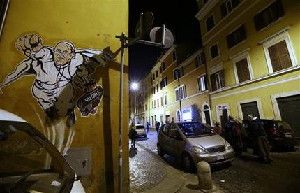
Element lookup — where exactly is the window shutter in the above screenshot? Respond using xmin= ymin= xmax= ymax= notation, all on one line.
xmin=268 ymin=41 xmax=292 ymax=72
xmin=219 ymin=70 xmax=225 ymax=88
xmin=210 ymin=73 xmax=217 ymax=91
xmin=236 ymin=58 xmax=250 ymax=83
xmin=220 ymin=3 xmax=227 ymax=17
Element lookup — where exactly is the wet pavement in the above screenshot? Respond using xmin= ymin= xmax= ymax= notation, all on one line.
xmin=129 ymin=131 xmax=166 ymax=193
xmin=129 ymin=130 xmax=300 ymax=193
xmin=212 ymin=150 xmax=300 ymax=193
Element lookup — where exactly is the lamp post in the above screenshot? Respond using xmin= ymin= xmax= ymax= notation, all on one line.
xmin=115 ymin=12 xmax=174 ymax=193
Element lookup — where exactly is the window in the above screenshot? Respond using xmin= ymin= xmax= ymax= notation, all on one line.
xmin=154 ymin=100 xmax=156 ymax=108
xmin=210 ymin=70 xmax=225 ymax=91
xmin=263 ymin=31 xmax=296 ymax=73
xmin=197 ymin=75 xmax=208 ymax=91
xmin=152 ymin=74 xmax=155 ymax=80
xmin=195 ymin=52 xmax=206 ymax=67
xmin=220 ymin=0 xmax=240 ymax=17
xmin=175 ymin=85 xmax=187 ymax=101
xmin=145 ymin=104 xmax=147 ymax=110
xmin=160 ymin=97 xmax=164 ymax=106
xmin=173 ymin=67 xmax=184 ymax=80
xmin=0 ymin=0 xmax=9 ymax=37
xmin=160 ymin=77 xmax=168 ymax=89
xmin=172 ymin=51 xmax=177 ymax=61
xmin=162 ymin=62 xmax=166 ymax=71
xmin=226 ymin=25 xmax=246 ymax=48
xmin=254 ymin=0 xmax=284 ymax=31
xmin=210 ymin=44 xmax=219 ymax=58
xmin=235 ymin=58 xmax=251 ymax=83
xmin=164 ymin=94 xmax=167 ymax=105
xmin=206 ymin=15 xmax=215 ymax=32
xmin=267 ymin=40 xmax=292 ymax=72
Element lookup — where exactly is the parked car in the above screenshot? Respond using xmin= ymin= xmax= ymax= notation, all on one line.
xmin=157 ymin=122 xmax=234 ymax=171
xmin=242 ymin=119 xmax=295 ymax=151
xmin=0 ymin=109 xmax=84 ymax=193
xmin=134 ymin=124 xmax=147 ymax=138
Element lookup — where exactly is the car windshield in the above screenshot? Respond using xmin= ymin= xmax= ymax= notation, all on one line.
xmin=177 ymin=122 xmax=212 ymax=137
xmin=136 ymin=126 xmax=144 ymax=129
xmin=0 ymin=121 xmax=71 ymax=193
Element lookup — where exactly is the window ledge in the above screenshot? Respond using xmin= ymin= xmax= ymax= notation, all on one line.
xmin=210 ymin=65 xmax=300 ymax=95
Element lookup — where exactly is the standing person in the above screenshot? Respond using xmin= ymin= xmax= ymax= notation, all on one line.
xmin=155 ymin=121 xmax=160 ymax=132
xmin=129 ymin=123 xmax=137 ymax=149
xmin=249 ymin=116 xmax=272 ymax=163
xmin=146 ymin=122 xmax=150 ymax=133
xmin=224 ymin=116 xmax=235 ymax=146
xmin=213 ymin=122 xmax=223 ymax=135
xmin=232 ymin=120 xmax=243 ymax=156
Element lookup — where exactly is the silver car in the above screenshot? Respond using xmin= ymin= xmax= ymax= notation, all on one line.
xmin=157 ymin=122 xmax=234 ymax=171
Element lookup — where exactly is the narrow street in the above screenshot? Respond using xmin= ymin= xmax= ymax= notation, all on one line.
xmin=130 ymin=130 xmax=300 ymax=193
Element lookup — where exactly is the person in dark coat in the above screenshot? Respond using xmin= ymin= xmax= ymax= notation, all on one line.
xmin=249 ymin=116 xmax=272 ymax=163
xmin=155 ymin=121 xmax=160 ymax=132
xmin=224 ymin=116 xmax=235 ymax=145
xmin=129 ymin=124 xmax=137 ymax=149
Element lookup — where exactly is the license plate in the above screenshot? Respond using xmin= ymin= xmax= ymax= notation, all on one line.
xmin=285 ymin=133 xmax=292 ymax=138
xmin=217 ymin=155 xmax=224 ymax=160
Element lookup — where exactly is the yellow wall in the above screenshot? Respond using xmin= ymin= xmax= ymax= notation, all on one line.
xmin=0 ymin=0 xmax=128 ymax=193
xmin=199 ymin=0 xmax=300 ymax=124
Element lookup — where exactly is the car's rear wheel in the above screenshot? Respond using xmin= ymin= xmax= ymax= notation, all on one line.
xmin=182 ymin=154 xmax=195 ymax=172
xmin=157 ymin=144 xmax=165 ymax=157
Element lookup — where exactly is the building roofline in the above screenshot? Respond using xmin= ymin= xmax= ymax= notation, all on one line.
xmin=195 ymin=0 xmax=219 ymax=21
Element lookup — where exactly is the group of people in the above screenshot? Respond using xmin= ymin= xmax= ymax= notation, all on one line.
xmin=214 ymin=115 xmax=272 ymax=164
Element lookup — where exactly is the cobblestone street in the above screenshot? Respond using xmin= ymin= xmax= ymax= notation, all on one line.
xmin=129 ymin=130 xmax=300 ymax=193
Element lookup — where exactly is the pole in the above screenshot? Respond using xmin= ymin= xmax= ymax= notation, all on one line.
xmin=134 ymin=91 xmax=137 ymax=123
xmin=116 ymin=32 xmax=126 ymax=193
xmin=177 ymin=75 xmax=182 ymax=122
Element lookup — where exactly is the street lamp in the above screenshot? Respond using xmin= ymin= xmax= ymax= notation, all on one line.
xmin=130 ymin=82 xmax=139 ymax=91
xmin=130 ymin=82 xmax=139 ymax=124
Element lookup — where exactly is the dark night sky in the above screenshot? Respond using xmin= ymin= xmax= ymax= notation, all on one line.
xmin=129 ymin=0 xmax=202 ymax=82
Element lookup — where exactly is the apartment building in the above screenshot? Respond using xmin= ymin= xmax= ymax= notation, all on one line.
xmin=139 ymin=45 xmax=211 ymax=127
xmin=196 ymin=0 xmax=300 ymax=135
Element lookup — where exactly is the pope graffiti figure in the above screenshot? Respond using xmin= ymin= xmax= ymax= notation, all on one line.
xmin=0 ymin=33 xmax=115 ymax=154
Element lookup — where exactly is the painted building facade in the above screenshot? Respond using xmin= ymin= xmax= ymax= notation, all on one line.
xmin=138 ymin=45 xmax=211 ymax=128
xmin=196 ymin=0 xmax=300 ymax=135
xmin=0 ymin=0 xmax=129 ymax=193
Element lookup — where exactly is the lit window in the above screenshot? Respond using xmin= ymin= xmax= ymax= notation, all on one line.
xmin=197 ymin=75 xmax=208 ymax=91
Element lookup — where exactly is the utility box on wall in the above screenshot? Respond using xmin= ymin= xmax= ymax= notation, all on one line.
xmin=65 ymin=147 xmax=92 ymax=177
